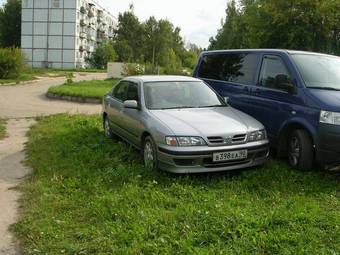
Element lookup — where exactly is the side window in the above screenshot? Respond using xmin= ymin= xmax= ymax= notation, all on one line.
xmin=113 ymin=81 xmax=128 ymax=101
xmin=126 ymin=82 xmax=139 ymax=101
xmin=259 ymin=55 xmax=292 ymax=90
xmin=197 ymin=53 xmax=258 ymax=85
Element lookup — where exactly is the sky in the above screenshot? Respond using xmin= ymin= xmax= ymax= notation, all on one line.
xmin=0 ymin=0 xmax=228 ymax=48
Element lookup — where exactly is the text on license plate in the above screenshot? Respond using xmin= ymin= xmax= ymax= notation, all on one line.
xmin=213 ymin=150 xmax=248 ymax=162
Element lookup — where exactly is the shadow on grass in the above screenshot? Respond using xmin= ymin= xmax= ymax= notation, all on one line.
xmin=27 ymin=114 xmax=339 ymax=197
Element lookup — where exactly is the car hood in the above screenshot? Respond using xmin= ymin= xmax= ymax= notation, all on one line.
xmin=150 ymin=107 xmax=263 ymax=137
xmin=307 ymin=89 xmax=340 ymax=112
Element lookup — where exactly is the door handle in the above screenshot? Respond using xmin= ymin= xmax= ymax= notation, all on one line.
xmin=243 ymin=87 xmax=249 ymax=93
xmin=253 ymin=88 xmax=261 ymax=95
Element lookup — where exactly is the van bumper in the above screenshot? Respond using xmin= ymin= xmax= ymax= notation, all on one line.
xmin=316 ymin=124 xmax=340 ymax=166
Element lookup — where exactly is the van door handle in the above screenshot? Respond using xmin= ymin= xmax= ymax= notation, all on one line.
xmin=253 ymin=88 xmax=261 ymax=95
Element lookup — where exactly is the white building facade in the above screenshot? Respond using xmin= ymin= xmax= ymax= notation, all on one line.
xmin=21 ymin=0 xmax=116 ymax=69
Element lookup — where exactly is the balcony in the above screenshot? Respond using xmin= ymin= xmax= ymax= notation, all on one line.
xmin=79 ymin=32 xmax=86 ymax=39
xmin=80 ymin=19 xmax=86 ymax=27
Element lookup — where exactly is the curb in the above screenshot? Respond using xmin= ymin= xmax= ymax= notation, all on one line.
xmin=46 ymin=92 xmax=101 ymax=104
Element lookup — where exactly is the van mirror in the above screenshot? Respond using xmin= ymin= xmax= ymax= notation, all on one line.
xmin=275 ymin=75 xmax=296 ymax=94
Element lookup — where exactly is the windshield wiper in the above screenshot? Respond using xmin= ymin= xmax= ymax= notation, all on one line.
xmin=198 ymin=104 xmax=228 ymax=108
xmin=309 ymin=86 xmax=340 ymax=91
xmin=155 ymin=106 xmax=197 ymax=110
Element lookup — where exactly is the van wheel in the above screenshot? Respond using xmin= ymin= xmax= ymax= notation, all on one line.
xmin=288 ymin=129 xmax=313 ymax=171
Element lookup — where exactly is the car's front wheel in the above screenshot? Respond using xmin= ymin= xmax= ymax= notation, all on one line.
xmin=103 ymin=116 xmax=114 ymax=138
xmin=288 ymin=129 xmax=313 ymax=171
xmin=143 ymin=136 xmax=158 ymax=170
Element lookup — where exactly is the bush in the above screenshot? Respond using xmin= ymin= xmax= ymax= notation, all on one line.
xmin=0 ymin=48 xmax=25 ymax=79
xmin=87 ymin=42 xmax=117 ymax=69
xmin=121 ymin=63 xmax=145 ymax=76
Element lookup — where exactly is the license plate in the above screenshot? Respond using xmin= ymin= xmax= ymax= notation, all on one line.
xmin=213 ymin=150 xmax=248 ymax=162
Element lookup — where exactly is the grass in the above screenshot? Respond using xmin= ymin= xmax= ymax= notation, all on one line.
xmin=48 ymin=79 xmax=120 ymax=100
xmin=0 ymin=118 xmax=6 ymax=140
xmin=0 ymin=68 xmax=107 ymax=85
xmin=13 ymin=114 xmax=340 ymax=254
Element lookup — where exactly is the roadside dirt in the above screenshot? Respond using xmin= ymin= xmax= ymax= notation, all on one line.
xmin=0 ymin=73 xmax=106 ymax=254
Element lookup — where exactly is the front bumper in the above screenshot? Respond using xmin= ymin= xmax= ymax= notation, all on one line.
xmin=316 ymin=124 xmax=340 ymax=166
xmin=157 ymin=140 xmax=269 ymax=174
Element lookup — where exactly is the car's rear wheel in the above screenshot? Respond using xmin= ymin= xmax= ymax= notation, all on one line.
xmin=143 ymin=136 xmax=158 ymax=170
xmin=288 ymin=129 xmax=313 ymax=171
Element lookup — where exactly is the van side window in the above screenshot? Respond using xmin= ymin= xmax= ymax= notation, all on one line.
xmin=197 ymin=53 xmax=258 ymax=85
xmin=259 ymin=55 xmax=292 ymax=90
xmin=113 ymin=81 xmax=129 ymax=101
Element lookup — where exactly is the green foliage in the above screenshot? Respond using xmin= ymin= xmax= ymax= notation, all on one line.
xmin=121 ymin=63 xmax=145 ymax=76
xmin=113 ymin=8 xmax=201 ymax=71
xmin=13 ymin=114 xmax=340 ymax=254
xmin=0 ymin=48 xmax=25 ymax=79
xmin=48 ymin=79 xmax=119 ymax=99
xmin=0 ymin=0 xmax=21 ymax=47
xmin=0 ymin=118 xmax=6 ymax=140
xmin=209 ymin=0 xmax=340 ymax=55
xmin=87 ymin=42 xmax=117 ymax=69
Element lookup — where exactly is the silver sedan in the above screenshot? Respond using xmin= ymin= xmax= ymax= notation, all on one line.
xmin=102 ymin=76 xmax=269 ymax=173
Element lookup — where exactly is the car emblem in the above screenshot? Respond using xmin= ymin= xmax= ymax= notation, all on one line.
xmin=224 ymin=136 xmax=233 ymax=144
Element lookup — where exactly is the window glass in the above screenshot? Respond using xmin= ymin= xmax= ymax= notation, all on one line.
xmin=144 ymin=81 xmax=225 ymax=110
xmin=259 ymin=55 xmax=292 ymax=90
xmin=291 ymin=54 xmax=340 ymax=89
xmin=198 ymin=53 xmax=258 ymax=85
xmin=126 ymin=83 xmax=139 ymax=101
xmin=113 ymin=81 xmax=128 ymax=101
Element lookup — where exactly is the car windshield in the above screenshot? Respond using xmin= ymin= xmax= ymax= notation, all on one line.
xmin=143 ymin=81 xmax=226 ymax=110
xmin=291 ymin=54 xmax=340 ymax=90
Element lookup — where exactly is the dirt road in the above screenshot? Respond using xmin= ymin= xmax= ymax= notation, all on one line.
xmin=0 ymin=73 xmax=106 ymax=254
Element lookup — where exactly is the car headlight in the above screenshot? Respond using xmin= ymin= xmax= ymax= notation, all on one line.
xmin=165 ymin=136 xmax=206 ymax=146
xmin=247 ymin=130 xmax=267 ymax=142
xmin=320 ymin=110 xmax=340 ymax=125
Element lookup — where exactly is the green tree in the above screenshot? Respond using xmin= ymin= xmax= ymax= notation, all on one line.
xmin=0 ymin=0 xmax=21 ymax=47
xmin=113 ymin=6 xmax=144 ymax=62
xmin=87 ymin=42 xmax=117 ymax=69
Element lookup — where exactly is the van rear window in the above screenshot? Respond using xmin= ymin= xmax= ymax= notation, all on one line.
xmin=197 ymin=53 xmax=258 ymax=85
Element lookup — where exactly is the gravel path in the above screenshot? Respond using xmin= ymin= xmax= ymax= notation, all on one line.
xmin=0 ymin=73 xmax=106 ymax=254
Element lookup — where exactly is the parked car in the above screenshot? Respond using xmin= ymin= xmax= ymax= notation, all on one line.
xmin=193 ymin=49 xmax=340 ymax=170
xmin=102 ymin=76 xmax=269 ymax=173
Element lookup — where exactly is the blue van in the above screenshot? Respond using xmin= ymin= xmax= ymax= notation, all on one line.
xmin=193 ymin=49 xmax=340 ymax=170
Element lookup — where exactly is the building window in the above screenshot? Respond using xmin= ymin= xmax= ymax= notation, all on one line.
xmin=53 ymin=0 xmax=60 ymax=8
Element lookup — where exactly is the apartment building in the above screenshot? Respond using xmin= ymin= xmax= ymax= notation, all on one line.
xmin=21 ymin=0 xmax=116 ymax=68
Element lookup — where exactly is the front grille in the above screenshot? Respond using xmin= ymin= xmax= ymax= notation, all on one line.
xmin=207 ymin=134 xmax=247 ymax=145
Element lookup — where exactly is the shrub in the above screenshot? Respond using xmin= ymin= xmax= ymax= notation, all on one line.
xmin=87 ymin=42 xmax=117 ymax=69
xmin=0 ymin=48 xmax=25 ymax=79
xmin=121 ymin=63 xmax=145 ymax=76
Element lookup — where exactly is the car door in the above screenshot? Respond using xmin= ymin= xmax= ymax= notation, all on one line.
xmin=106 ymin=80 xmax=129 ymax=135
xmin=249 ymin=54 xmax=304 ymax=142
xmin=119 ymin=81 xmax=145 ymax=148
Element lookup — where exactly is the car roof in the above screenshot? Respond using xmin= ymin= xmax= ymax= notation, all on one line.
xmin=124 ymin=75 xmax=201 ymax=83
xmin=201 ymin=49 xmax=336 ymax=57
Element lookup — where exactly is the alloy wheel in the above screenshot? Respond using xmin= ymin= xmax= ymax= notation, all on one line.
xmin=288 ymin=136 xmax=300 ymax=167
xmin=144 ymin=141 xmax=155 ymax=169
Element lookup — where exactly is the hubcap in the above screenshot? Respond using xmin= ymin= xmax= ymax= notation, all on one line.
xmin=104 ymin=118 xmax=111 ymax=137
xmin=144 ymin=141 xmax=155 ymax=168
xmin=288 ymin=136 xmax=300 ymax=167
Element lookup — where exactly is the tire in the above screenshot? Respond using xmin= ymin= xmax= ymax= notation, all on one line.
xmin=288 ymin=129 xmax=314 ymax=171
xmin=143 ymin=136 xmax=158 ymax=170
xmin=103 ymin=115 xmax=115 ymax=138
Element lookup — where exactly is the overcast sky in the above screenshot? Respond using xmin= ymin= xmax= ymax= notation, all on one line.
xmin=0 ymin=0 xmax=228 ymax=48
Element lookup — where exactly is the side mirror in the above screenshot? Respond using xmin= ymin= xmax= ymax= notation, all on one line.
xmin=279 ymin=82 xmax=296 ymax=94
xmin=124 ymin=100 xmax=139 ymax=109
